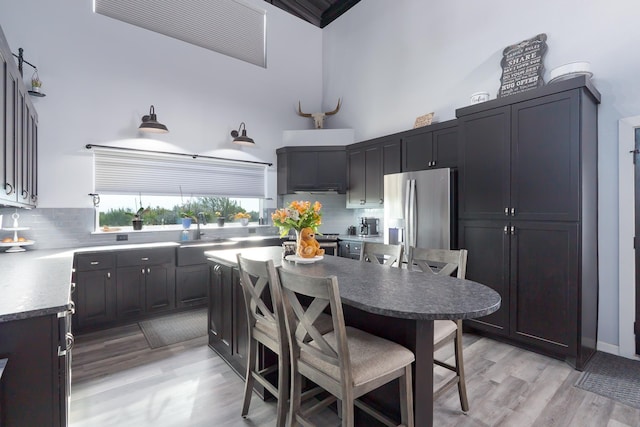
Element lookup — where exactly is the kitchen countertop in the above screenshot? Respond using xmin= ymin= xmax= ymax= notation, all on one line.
xmin=0 ymin=235 xmax=284 ymax=324
xmin=0 ymin=248 xmax=75 ymax=322
xmin=205 ymin=246 xmax=501 ymax=320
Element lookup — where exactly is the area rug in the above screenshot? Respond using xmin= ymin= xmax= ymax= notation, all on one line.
xmin=575 ymin=351 xmax=640 ymax=409
xmin=138 ymin=308 xmax=207 ymax=349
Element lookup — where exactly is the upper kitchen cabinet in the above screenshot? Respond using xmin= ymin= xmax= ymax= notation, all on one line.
xmin=0 ymin=27 xmax=38 ymax=208
xmin=402 ymin=119 xmax=458 ymax=172
xmin=457 ymin=78 xmax=595 ymax=222
xmin=277 ymin=146 xmax=347 ymax=194
xmin=346 ymin=134 xmax=401 ymax=208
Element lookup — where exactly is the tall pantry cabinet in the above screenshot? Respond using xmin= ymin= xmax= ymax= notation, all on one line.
xmin=457 ymin=76 xmax=599 ymax=370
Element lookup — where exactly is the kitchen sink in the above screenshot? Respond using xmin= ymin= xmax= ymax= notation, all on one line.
xmin=177 ymin=239 xmax=239 ymax=266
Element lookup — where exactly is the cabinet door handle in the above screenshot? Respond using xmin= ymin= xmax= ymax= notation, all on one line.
xmin=379 ymin=198 xmax=383 ymax=204
xmin=70 ymin=282 xmax=76 ymax=293
xmin=503 ymin=225 xmax=508 ymax=234
xmin=21 ymin=189 xmax=28 ymax=200
xmin=68 ymin=300 xmax=76 ymax=315
xmin=510 ymin=208 xmax=515 ymax=216
xmin=360 ymin=200 xmax=365 ymax=205
xmin=142 ymin=268 xmax=145 ymax=275
xmin=510 ymin=226 xmax=515 ymax=235
xmin=106 ymin=272 xmax=111 ymax=279
xmin=66 ymin=332 xmax=75 ymax=351
xmin=147 ymin=268 xmax=151 ymax=274
xmin=5 ymin=182 xmax=13 ymax=195
xmin=141 ymin=257 xmax=149 ymax=261
xmin=504 ymin=207 xmax=509 ymax=216
xmin=90 ymin=261 xmax=100 ymax=265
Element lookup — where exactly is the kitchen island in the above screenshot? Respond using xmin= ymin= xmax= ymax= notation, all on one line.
xmin=205 ymin=246 xmax=501 ymax=427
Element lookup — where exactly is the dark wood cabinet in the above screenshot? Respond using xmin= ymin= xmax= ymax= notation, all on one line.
xmin=73 ymin=253 xmax=116 ymax=330
xmin=176 ymin=264 xmax=209 ymax=308
xmin=208 ymin=263 xmax=248 ymax=376
xmin=456 ymin=76 xmax=600 ymax=369
xmin=144 ymin=263 xmax=176 ymax=313
xmin=0 ymin=311 xmax=70 ymax=427
xmin=0 ymin=26 xmax=37 ymax=208
xmin=458 ymin=106 xmax=510 ymax=219
xmin=346 ymin=135 xmax=401 ymax=208
xmin=402 ymin=120 xmax=458 ymax=172
xmin=277 ymin=146 xmax=346 ymax=194
xmin=116 ymin=247 xmax=176 ymax=317
xmin=115 ymin=266 xmax=147 ymax=318
xmin=338 ymin=238 xmax=362 ymax=259
xmin=458 ymin=220 xmax=509 ymax=334
xmin=508 ymin=221 xmax=579 ymax=355
xmin=74 ymin=247 xmax=176 ymax=332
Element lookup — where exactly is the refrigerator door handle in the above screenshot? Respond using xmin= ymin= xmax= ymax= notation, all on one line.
xmin=410 ymin=179 xmax=417 ymax=248
xmin=404 ymin=179 xmax=417 ymax=254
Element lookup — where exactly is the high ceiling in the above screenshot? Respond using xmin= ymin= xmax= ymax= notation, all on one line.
xmin=265 ymin=0 xmax=360 ymax=28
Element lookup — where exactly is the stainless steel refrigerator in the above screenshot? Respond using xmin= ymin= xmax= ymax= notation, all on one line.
xmin=383 ymin=168 xmax=455 ymax=256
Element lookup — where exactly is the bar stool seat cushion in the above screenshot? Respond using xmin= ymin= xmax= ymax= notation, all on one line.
xmin=302 ymin=326 xmax=415 ymax=387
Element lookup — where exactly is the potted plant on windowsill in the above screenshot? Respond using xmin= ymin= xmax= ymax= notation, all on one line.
xmin=234 ymin=212 xmax=251 ymax=226
xmin=215 ymin=211 xmax=225 ymax=227
xmin=180 ymin=211 xmax=197 ymax=229
xmin=128 ymin=207 xmax=146 ymax=230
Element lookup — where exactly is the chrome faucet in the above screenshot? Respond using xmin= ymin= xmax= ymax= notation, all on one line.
xmin=195 ymin=212 xmax=207 ymax=240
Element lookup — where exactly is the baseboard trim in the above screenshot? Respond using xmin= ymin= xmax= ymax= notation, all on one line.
xmin=596 ymin=341 xmax=620 ymax=355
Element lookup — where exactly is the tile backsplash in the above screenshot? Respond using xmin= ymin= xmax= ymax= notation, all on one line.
xmin=0 ymin=197 xmax=383 ymax=251
xmin=279 ymin=194 xmax=384 ymax=235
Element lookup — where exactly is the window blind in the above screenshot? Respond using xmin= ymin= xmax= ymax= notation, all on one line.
xmin=93 ymin=147 xmax=267 ymax=198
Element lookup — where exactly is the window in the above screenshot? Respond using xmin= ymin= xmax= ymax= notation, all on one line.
xmin=97 ymin=194 xmax=262 ymax=228
xmin=90 ymin=146 xmax=269 ymax=230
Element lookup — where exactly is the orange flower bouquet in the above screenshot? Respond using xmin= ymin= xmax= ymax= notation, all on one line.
xmin=271 ymin=200 xmax=322 ymax=237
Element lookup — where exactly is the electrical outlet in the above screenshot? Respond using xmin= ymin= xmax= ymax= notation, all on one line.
xmin=116 ymin=234 xmax=128 ymax=241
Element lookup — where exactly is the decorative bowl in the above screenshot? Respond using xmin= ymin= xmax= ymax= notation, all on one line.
xmin=548 ymin=62 xmax=592 ymax=83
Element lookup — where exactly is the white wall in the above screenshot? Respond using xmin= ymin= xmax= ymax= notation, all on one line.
xmin=0 ymin=0 xmax=324 ymax=208
xmin=322 ymin=0 xmax=640 ymax=352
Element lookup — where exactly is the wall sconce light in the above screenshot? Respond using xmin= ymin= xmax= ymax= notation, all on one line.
xmin=139 ymin=105 xmax=169 ymax=133
xmin=230 ymin=122 xmax=255 ymax=146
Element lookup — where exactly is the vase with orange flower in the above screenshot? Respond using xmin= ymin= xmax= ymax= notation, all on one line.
xmin=271 ymin=200 xmax=322 ymax=257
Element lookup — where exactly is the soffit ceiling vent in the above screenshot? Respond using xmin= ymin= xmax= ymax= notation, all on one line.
xmin=94 ymin=0 xmax=267 ymax=68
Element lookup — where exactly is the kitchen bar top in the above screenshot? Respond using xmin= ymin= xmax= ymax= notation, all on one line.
xmin=205 ymin=246 xmax=501 ymax=320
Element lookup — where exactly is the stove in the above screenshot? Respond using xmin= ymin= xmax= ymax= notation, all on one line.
xmin=287 ymin=232 xmax=339 ymax=241
xmin=288 ymin=232 xmax=339 ymax=255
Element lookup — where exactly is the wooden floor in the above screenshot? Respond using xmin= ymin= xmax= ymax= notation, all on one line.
xmin=69 ymin=320 xmax=640 ymax=427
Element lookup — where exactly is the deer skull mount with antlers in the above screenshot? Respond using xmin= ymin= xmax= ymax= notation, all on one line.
xmin=297 ymin=99 xmax=341 ymax=129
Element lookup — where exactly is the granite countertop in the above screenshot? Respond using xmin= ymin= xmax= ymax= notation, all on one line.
xmin=0 ymin=248 xmax=75 ymax=322
xmin=205 ymin=246 xmax=501 ymax=321
xmin=0 ymin=236 xmax=285 ymax=324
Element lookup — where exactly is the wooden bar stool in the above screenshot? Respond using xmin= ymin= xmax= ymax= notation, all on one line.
xmin=407 ymin=247 xmax=470 ymax=412
xmin=277 ymin=267 xmax=415 ymax=427
xmin=359 ymin=242 xmax=403 ymax=267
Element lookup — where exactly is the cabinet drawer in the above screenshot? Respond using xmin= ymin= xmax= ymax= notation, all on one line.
xmin=117 ymin=247 xmax=175 ymax=267
xmin=75 ymin=253 xmax=115 ymax=271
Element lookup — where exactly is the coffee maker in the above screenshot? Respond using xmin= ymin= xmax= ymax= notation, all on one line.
xmin=359 ymin=217 xmax=379 ymax=236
